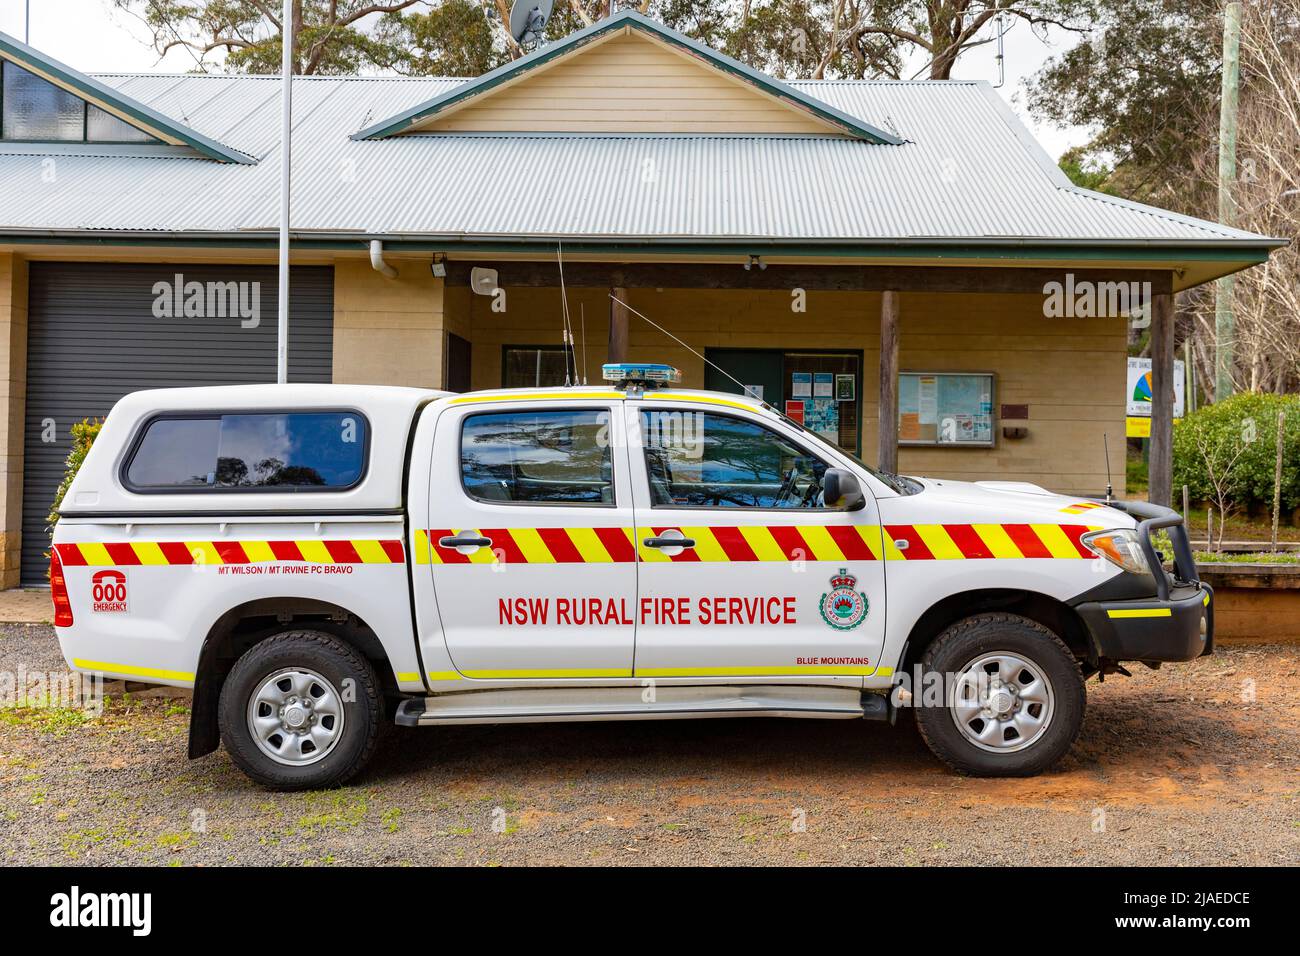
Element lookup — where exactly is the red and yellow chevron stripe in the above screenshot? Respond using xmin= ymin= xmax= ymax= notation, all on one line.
xmin=1060 ymin=501 xmax=1106 ymax=515
xmin=414 ymin=527 xmax=636 ymax=564
xmin=55 ymin=539 xmax=405 ymax=566
xmin=415 ymin=523 xmax=1099 ymax=564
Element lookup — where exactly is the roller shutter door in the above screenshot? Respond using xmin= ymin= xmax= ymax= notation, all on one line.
xmin=22 ymin=262 xmax=333 ymax=584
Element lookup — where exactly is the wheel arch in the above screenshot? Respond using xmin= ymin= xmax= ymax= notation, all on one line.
xmin=188 ymin=598 xmax=398 ymax=759
xmin=899 ymin=588 xmax=1098 ymax=677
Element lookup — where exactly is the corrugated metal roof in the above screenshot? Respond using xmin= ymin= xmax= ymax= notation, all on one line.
xmin=0 ymin=70 xmax=1273 ymax=248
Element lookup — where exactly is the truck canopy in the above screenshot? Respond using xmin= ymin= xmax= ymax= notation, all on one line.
xmin=60 ymin=384 xmax=447 ymax=516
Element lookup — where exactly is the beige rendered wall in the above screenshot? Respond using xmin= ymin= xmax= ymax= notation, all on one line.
xmin=332 ymin=259 xmax=445 ymax=387
xmin=449 ymin=285 xmax=1127 ymax=496
xmin=0 ymin=253 xmax=28 ymax=588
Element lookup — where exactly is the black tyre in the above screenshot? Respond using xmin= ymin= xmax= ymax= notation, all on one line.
xmin=914 ymin=613 xmax=1085 ymax=777
xmin=218 ymin=630 xmax=382 ymax=790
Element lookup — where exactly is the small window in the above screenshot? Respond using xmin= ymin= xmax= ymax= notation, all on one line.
xmin=898 ymin=372 xmax=996 ymax=446
xmin=125 ymin=412 xmax=368 ymax=491
xmin=641 ymin=410 xmax=828 ymax=509
xmin=1 ymin=61 xmax=160 ymax=144
xmin=2 ymin=62 xmax=82 ymax=140
xmin=461 ymin=409 xmax=612 ymax=505
xmin=502 ymin=346 xmax=573 ymax=388
xmin=86 ymin=104 xmax=156 ymax=143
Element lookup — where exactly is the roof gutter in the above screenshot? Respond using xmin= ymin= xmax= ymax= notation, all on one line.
xmin=0 ymin=230 xmax=1286 ymax=251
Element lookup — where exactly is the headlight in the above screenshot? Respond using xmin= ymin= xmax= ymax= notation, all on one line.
xmin=1081 ymin=529 xmax=1151 ymax=576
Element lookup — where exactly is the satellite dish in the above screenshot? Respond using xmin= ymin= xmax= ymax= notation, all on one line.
xmin=508 ymin=0 xmax=553 ymax=49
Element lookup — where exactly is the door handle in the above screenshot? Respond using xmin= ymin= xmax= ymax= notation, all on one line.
xmin=439 ymin=532 xmax=493 ymax=549
xmin=643 ymin=535 xmax=696 ymax=549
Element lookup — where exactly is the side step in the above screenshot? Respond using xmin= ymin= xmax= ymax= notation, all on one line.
xmin=396 ymin=684 xmax=890 ymax=726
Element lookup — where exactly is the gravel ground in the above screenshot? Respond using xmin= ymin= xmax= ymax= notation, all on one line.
xmin=2 ymin=623 xmax=1297 ymax=867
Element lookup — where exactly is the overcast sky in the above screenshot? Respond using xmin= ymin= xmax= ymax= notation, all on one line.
xmin=1 ymin=0 xmax=1092 ymax=159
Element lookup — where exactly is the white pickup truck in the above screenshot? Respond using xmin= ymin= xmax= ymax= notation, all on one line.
xmin=51 ymin=364 xmax=1212 ymax=789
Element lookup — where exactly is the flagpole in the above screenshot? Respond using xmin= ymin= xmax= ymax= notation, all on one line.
xmin=276 ymin=0 xmax=294 ymax=384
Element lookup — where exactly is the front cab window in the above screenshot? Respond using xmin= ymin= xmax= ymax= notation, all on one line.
xmin=461 ymin=409 xmax=613 ymax=505
xmin=641 ymin=409 xmax=828 ymax=509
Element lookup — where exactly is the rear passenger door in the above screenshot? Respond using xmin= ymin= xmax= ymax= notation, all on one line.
xmin=423 ymin=399 xmax=638 ymax=679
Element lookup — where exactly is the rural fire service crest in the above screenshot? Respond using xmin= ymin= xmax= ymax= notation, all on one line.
xmin=819 ymin=568 xmax=869 ymax=631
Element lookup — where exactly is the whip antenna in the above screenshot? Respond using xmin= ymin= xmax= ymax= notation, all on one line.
xmin=610 ymin=293 xmax=803 ymax=427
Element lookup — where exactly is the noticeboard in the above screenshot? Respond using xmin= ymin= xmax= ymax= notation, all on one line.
xmin=899 ymin=372 xmax=995 ymax=446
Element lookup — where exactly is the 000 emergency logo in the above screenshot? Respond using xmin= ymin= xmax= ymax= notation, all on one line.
xmin=819 ymin=568 xmax=869 ymax=631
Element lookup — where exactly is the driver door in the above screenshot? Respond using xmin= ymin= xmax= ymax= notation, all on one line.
xmin=628 ymin=403 xmax=888 ymax=682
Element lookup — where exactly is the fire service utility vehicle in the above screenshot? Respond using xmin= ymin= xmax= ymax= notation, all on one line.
xmin=51 ymin=364 xmax=1212 ymax=789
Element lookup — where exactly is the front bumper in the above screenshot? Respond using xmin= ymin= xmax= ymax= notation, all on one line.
xmin=1075 ymin=583 xmax=1214 ymax=663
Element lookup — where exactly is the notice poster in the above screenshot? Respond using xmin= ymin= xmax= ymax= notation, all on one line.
xmin=918 ymin=376 xmax=938 ymax=424
xmin=804 ymin=399 xmax=839 ymax=441
xmin=813 ymin=372 xmax=834 ymax=397
xmin=900 ymin=412 xmax=921 ymax=441
xmin=835 ymin=374 xmax=855 ymax=402
xmin=784 ymin=400 xmax=805 ymax=424
xmin=743 ymin=384 xmax=764 ymax=400
xmin=792 ymin=372 xmax=812 ymax=398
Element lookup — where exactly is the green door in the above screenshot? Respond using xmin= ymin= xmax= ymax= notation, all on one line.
xmin=704 ymin=349 xmax=783 ymax=405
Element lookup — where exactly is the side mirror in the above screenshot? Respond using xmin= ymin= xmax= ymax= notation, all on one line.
xmin=823 ymin=467 xmax=865 ymax=510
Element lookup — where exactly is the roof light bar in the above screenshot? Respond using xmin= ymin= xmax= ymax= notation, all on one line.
xmin=601 ymin=363 xmax=682 ymax=387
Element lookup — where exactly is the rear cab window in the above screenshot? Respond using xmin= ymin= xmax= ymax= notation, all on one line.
xmin=123 ymin=411 xmax=368 ymax=492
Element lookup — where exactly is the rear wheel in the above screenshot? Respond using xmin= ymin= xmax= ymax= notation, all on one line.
xmin=914 ymin=613 xmax=1085 ymax=777
xmin=218 ymin=630 xmax=382 ymax=790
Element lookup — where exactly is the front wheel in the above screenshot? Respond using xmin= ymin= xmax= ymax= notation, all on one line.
xmin=914 ymin=613 xmax=1085 ymax=777
xmin=218 ymin=630 xmax=382 ymax=790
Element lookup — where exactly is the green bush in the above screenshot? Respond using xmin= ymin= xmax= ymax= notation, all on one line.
xmin=47 ymin=419 xmax=103 ymax=532
xmin=1172 ymin=392 xmax=1300 ymax=514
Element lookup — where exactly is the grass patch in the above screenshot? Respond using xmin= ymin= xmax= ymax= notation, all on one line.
xmin=294 ymin=792 xmax=369 ymax=833
xmin=1194 ymin=550 xmax=1300 ymax=565
xmin=0 ymin=695 xmax=92 ymax=736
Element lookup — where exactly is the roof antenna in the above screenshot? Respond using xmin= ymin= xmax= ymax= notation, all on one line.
xmin=557 ymin=240 xmax=577 ymax=386
xmin=991 ymin=12 xmax=1008 ymax=89
xmin=1102 ymin=432 xmax=1114 ymax=503
xmin=580 ymin=303 xmax=588 ymax=385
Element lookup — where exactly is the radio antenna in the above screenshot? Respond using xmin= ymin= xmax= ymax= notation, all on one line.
xmin=1102 ymin=432 xmax=1114 ymax=503
xmin=556 ymin=241 xmax=576 ymax=386
xmin=580 ymin=303 xmax=588 ymax=385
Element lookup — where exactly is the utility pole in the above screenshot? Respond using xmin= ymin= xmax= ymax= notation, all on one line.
xmin=277 ymin=0 xmax=294 ymax=384
xmin=1214 ymin=1 xmax=1241 ymax=401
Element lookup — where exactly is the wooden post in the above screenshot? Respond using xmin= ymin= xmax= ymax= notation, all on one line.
xmin=608 ymin=286 xmax=629 ymax=365
xmin=877 ymin=290 xmax=900 ymax=473
xmin=1149 ymin=290 xmax=1175 ymax=507
xmin=1272 ymin=409 xmax=1284 ymax=551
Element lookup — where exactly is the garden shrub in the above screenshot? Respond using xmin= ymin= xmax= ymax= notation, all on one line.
xmin=1172 ymin=392 xmax=1300 ymax=514
xmin=47 ymin=418 xmax=102 ymax=532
